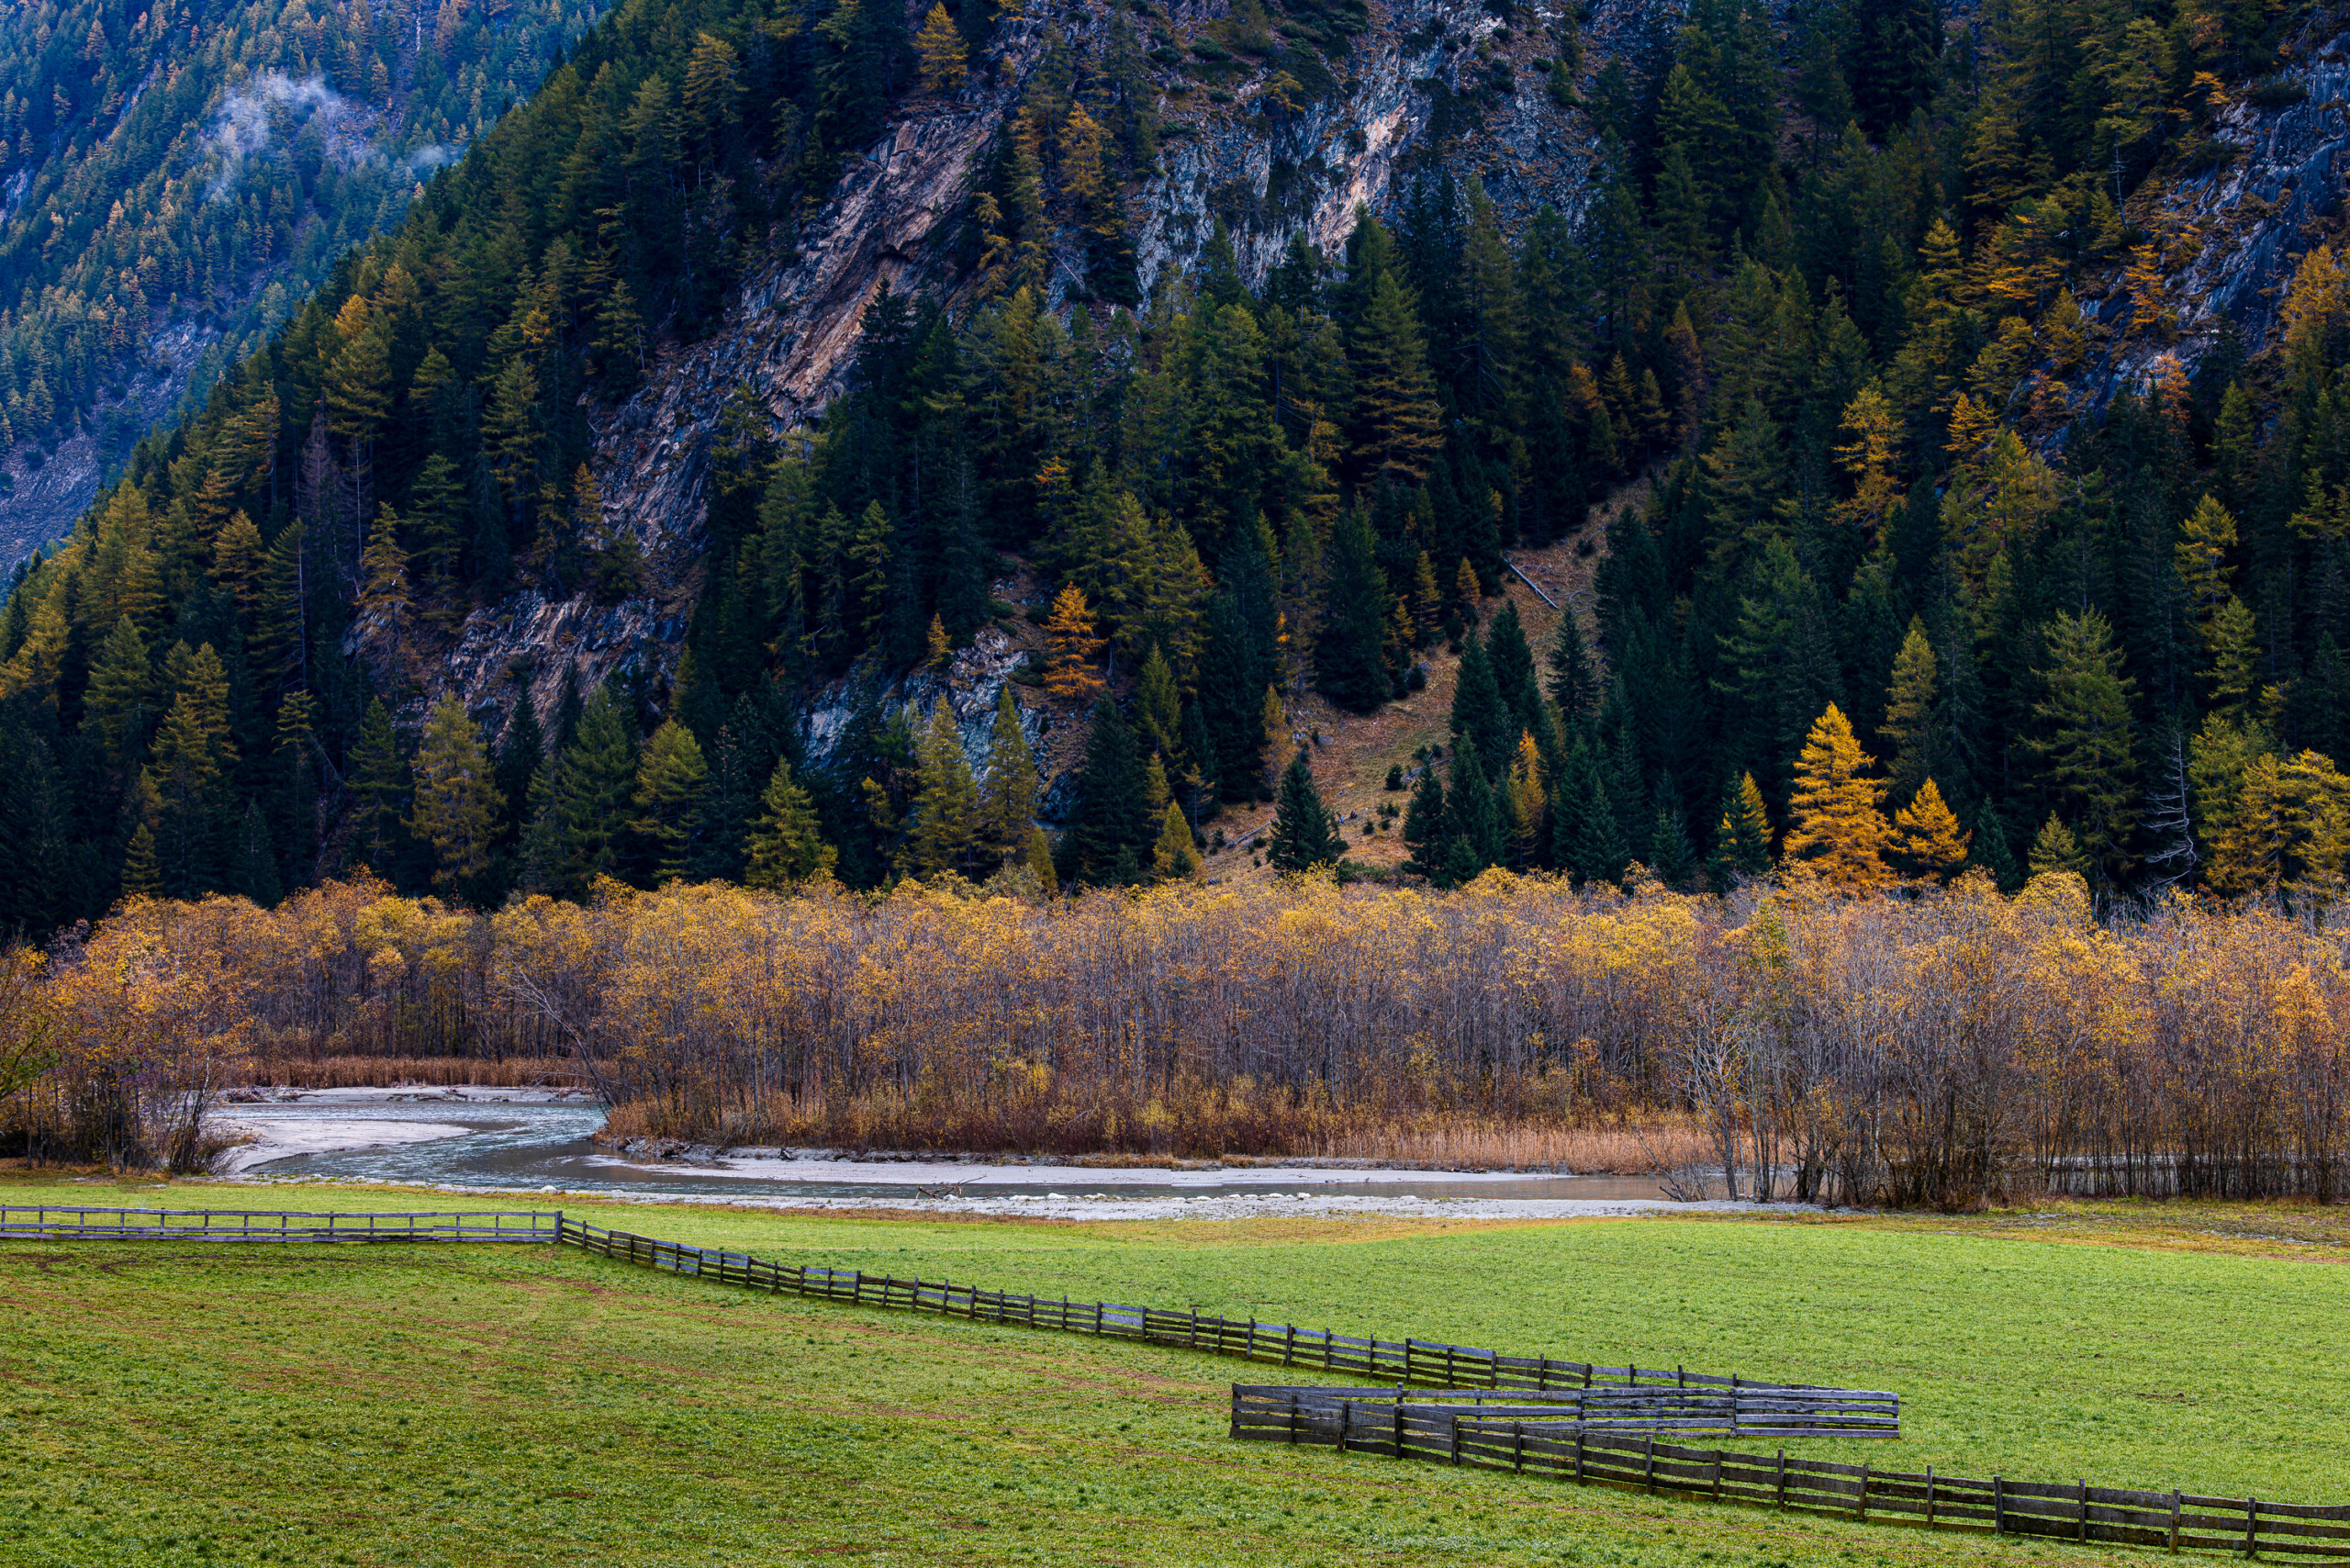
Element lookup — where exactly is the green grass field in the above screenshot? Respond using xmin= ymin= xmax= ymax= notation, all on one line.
xmin=0 ymin=1175 xmax=2343 ymax=1568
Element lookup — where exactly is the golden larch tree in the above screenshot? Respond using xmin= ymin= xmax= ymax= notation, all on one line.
xmin=1893 ymin=778 xmax=1970 ymax=881
xmin=1042 ymin=583 xmax=1106 ymax=704
xmin=1783 ymin=702 xmax=1893 ymax=891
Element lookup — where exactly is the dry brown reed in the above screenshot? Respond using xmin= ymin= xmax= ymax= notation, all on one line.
xmin=244 ymin=1057 xmax=594 ymax=1089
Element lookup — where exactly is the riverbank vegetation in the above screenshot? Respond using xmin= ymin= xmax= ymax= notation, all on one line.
xmin=5 ymin=868 xmax=2348 ymax=1207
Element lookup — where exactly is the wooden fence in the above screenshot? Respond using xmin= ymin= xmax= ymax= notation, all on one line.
xmin=1231 ymin=1386 xmax=2350 ymax=1557
xmin=556 ymin=1218 xmax=1886 ymax=1422
xmin=0 ymin=1205 xmax=558 ymax=1243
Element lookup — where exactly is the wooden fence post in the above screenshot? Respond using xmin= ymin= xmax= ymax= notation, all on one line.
xmin=1514 ymin=1421 xmax=1525 ymax=1475
xmin=2171 ymin=1490 xmax=2183 ymax=1554
xmin=2246 ymin=1496 xmax=2258 ymax=1559
xmin=1994 ymin=1475 xmax=2005 ymax=1535
xmin=1775 ymin=1449 xmax=1786 ymax=1508
xmin=1644 ymin=1434 xmax=1656 ymax=1494
xmin=2079 ymin=1479 xmax=2089 ymax=1542
xmin=1924 ymin=1465 xmax=1935 ymax=1528
xmin=1857 ymin=1464 xmax=1869 ymax=1519
xmin=1391 ymin=1390 xmax=1404 ymax=1460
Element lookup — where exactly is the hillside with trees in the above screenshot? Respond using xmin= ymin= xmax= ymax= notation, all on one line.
xmin=0 ymin=0 xmax=2346 ymax=933
xmin=0 ymin=0 xmax=610 ymax=560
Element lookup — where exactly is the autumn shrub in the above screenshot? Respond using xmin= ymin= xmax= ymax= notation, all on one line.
xmin=13 ymin=870 xmax=2350 ymax=1201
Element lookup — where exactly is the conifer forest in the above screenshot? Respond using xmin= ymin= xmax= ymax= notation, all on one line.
xmin=3 ymin=0 xmax=2350 ymax=1200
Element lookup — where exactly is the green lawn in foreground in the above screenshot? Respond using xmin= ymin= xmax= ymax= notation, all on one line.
xmin=0 ymin=1174 xmax=2342 ymax=1568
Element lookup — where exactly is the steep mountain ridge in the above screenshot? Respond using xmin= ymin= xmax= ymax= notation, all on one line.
xmin=434 ymin=0 xmax=1610 ymax=749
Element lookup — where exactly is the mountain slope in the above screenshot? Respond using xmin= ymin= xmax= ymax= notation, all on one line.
xmin=0 ymin=0 xmax=610 ymax=564
xmin=5 ymin=0 xmax=2350 ymax=925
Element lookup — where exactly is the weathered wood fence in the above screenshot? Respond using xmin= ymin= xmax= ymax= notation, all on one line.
xmin=1231 ymin=1385 xmax=2350 ymax=1556
xmin=556 ymin=1217 xmax=1885 ymax=1419
xmin=0 ymin=1204 xmax=558 ymax=1242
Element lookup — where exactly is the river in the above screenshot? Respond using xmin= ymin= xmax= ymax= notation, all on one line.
xmin=211 ymin=1090 xmax=1744 ymax=1219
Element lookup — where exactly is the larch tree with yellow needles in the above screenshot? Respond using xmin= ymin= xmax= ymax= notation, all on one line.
xmin=1783 ymin=702 xmax=1893 ymax=890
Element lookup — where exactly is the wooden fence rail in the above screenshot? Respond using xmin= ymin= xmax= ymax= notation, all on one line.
xmin=0 ymin=1205 xmax=558 ymax=1243
xmin=554 ymin=1217 xmax=1890 ymax=1426
xmin=1230 ymin=1386 xmax=2350 ymax=1558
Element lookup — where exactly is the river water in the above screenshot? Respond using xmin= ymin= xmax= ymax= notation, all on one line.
xmin=216 ymin=1092 xmax=1714 ymax=1218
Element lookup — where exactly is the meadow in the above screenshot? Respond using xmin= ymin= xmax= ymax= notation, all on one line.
xmin=0 ymin=1176 xmax=2344 ymax=1568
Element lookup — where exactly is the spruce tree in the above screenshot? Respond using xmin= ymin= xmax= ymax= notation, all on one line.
xmin=1707 ymin=771 xmax=1773 ymax=890
xmin=1400 ymin=767 xmax=1449 ymax=879
xmin=2025 ymin=610 xmax=2139 ymax=885
xmin=1072 ymin=699 xmax=1150 ymax=884
xmin=631 ymin=718 xmax=711 ymax=883
xmin=225 ymin=801 xmax=283 ymax=907
xmin=1878 ymin=616 xmax=1944 ymax=811
xmin=495 ymin=697 xmax=545 ymax=847
xmin=1316 ymin=508 xmax=1393 ymax=711
xmin=346 ymin=696 xmax=409 ymax=879
xmin=1554 ymin=737 xmax=1629 ymax=885
xmin=1548 ymin=612 xmax=1600 ymax=734
xmin=1445 ymin=742 xmax=1505 ymax=874
xmin=979 ymin=686 xmax=1040 ymax=861
xmin=411 ymin=692 xmax=502 ymax=893
xmin=1449 ymin=633 xmax=1515 ymax=775
xmin=1267 ymin=752 xmax=1345 ymax=872
xmin=1967 ymin=801 xmax=2023 ymax=892
xmin=906 ymin=698 xmax=980 ymax=878
xmin=1486 ymin=600 xmax=1543 ymax=738
xmin=554 ymin=685 xmax=640 ymax=888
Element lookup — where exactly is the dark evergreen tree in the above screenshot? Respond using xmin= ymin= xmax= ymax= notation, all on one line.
xmin=1071 ymin=700 xmax=1151 ymax=884
xmin=1316 ymin=508 xmax=1393 ymax=711
xmin=1267 ymin=752 xmax=1346 ymax=871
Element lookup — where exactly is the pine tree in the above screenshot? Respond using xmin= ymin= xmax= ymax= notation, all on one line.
xmin=1782 ymin=702 xmax=1892 ymax=891
xmin=632 ymin=718 xmax=711 ymax=883
xmin=553 ymin=686 xmax=640 ymax=889
xmin=1400 ymin=767 xmax=1448 ymax=879
xmin=1315 ymin=509 xmax=1393 ymax=711
xmin=1043 ymin=583 xmax=1107 ymax=704
xmin=411 ymin=693 xmax=501 ymax=892
xmin=1893 ymin=778 xmax=1970 ymax=880
xmin=496 ymin=699 xmax=545 ymax=846
xmin=1707 ymin=772 xmax=1773 ymax=890
xmin=1072 ymin=699 xmax=1149 ymax=883
xmin=1267 ymin=752 xmax=1345 ymax=871
xmin=1878 ymin=617 xmax=1944 ymax=810
xmin=84 ymin=614 xmax=155 ymax=774
xmin=1485 ymin=600 xmax=1543 ymax=737
xmin=346 ymin=696 xmax=409 ymax=877
xmin=1151 ymin=801 xmax=1202 ymax=880
xmin=1449 ymin=633 xmax=1515 ymax=776
xmin=745 ymin=759 xmax=836 ymax=888
xmin=1348 ymin=269 xmax=1444 ymax=484
xmin=979 ymin=687 xmax=1040 ymax=861
xmin=906 ymin=697 xmax=981 ymax=877
xmin=1445 ymin=742 xmax=1505 ymax=874
xmin=2026 ymin=610 xmax=2139 ymax=885
xmin=1136 ymin=644 xmax=1182 ymax=760
xmin=1548 ymin=612 xmax=1600 ymax=733
xmin=121 ymin=822 xmax=162 ymax=898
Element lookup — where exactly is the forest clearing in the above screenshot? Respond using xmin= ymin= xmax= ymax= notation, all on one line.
xmin=1 ymin=1177 xmax=2344 ymax=1567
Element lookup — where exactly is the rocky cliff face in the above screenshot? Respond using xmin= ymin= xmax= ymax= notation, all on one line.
xmin=2098 ymin=14 xmax=2350 ymax=394
xmin=424 ymin=0 xmax=1610 ymax=755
